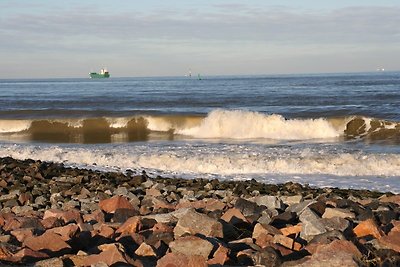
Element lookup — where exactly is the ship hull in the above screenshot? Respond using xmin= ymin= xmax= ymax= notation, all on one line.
xmin=89 ymin=73 xmax=110 ymax=78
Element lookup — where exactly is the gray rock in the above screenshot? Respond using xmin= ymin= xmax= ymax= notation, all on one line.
xmin=113 ymin=186 xmax=129 ymax=196
xmin=281 ymin=195 xmax=303 ymax=205
xmin=300 ymin=208 xmax=326 ymax=240
xmin=34 ymin=257 xmax=64 ymax=267
xmin=169 ymin=236 xmax=214 ymax=258
xmin=322 ymin=208 xmax=355 ymax=219
xmin=286 ymin=200 xmax=316 ymax=215
xmin=249 ymin=195 xmax=285 ymax=210
xmin=174 ymin=209 xmax=223 ymax=238
xmin=320 ymin=217 xmax=351 ymax=232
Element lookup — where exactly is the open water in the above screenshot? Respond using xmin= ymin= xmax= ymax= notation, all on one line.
xmin=0 ymin=73 xmax=400 ymax=192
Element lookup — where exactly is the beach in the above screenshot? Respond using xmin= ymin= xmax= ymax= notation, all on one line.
xmin=0 ymin=156 xmax=399 ymax=266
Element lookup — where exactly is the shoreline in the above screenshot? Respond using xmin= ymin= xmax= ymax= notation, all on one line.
xmin=0 ymin=156 xmax=399 ymax=266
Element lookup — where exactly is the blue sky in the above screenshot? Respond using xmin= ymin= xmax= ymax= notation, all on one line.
xmin=1 ymin=0 xmax=400 ymax=78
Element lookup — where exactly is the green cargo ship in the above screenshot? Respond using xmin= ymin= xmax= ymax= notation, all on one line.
xmin=89 ymin=68 xmax=110 ymax=78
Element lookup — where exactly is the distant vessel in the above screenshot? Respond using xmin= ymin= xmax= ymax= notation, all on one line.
xmin=89 ymin=68 xmax=110 ymax=78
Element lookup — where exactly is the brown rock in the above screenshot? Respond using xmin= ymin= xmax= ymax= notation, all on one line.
xmin=221 ymin=208 xmax=248 ymax=225
xmin=322 ymin=208 xmax=355 ymax=219
xmin=253 ymin=223 xmax=282 ymax=248
xmin=379 ymin=194 xmax=400 ymax=205
xmin=115 ymin=216 xmax=141 ymax=235
xmin=273 ymin=234 xmax=302 ymax=251
xmin=152 ymin=222 xmax=174 ymax=233
xmin=146 ymin=187 xmax=162 ymax=197
xmin=43 ymin=209 xmax=82 ymax=224
xmin=11 ymin=228 xmax=34 ymax=243
xmin=207 ymin=244 xmax=230 ymax=265
xmin=34 ymin=257 xmax=64 ymax=267
xmin=80 ymin=243 xmax=130 ymax=266
xmin=378 ymin=230 xmax=400 ymax=252
xmin=99 ymin=195 xmax=135 ymax=213
xmin=353 ymin=218 xmax=383 ymax=239
xmin=157 ymin=252 xmax=207 ymax=267
xmin=23 ymin=231 xmax=71 ymax=253
xmin=176 ymin=199 xmax=226 ymax=212
xmin=280 ymin=223 xmax=302 ymax=236
xmin=41 ymin=217 xmax=64 ymax=229
xmin=9 ymin=248 xmax=48 ymax=262
xmin=47 ymin=224 xmax=79 ymax=241
xmin=95 ymin=224 xmax=115 ymax=239
xmin=0 ymin=244 xmax=13 ymax=260
xmin=83 ymin=209 xmax=105 ymax=224
xmin=174 ymin=209 xmax=223 ymax=238
xmin=135 ymin=242 xmax=157 ymax=257
xmin=169 ymin=236 xmax=214 ymax=258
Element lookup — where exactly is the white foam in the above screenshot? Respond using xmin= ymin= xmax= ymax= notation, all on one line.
xmin=0 ymin=120 xmax=32 ymax=133
xmin=177 ymin=110 xmax=340 ymax=140
xmin=106 ymin=117 xmax=130 ymax=128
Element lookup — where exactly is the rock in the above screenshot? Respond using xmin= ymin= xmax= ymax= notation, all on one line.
xmin=99 ymin=195 xmax=135 ymax=214
xmin=322 ymin=208 xmax=355 ymax=219
xmin=235 ymin=198 xmax=264 ymax=221
xmin=176 ymin=198 xmax=225 ymax=212
xmin=281 ymin=195 xmax=303 ymax=205
xmin=34 ymin=257 xmax=64 ymax=267
xmin=379 ymin=195 xmax=400 ymax=205
xmin=80 ymin=243 xmax=130 ymax=266
xmin=115 ymin=216 xmax=141 ymax=235
xmin=0 ymin=244 xmax=13 ymax=261
xmin=270 ymin=211 xmax=297 ymax=227
xmin=378 ymin=230 xmax=400 ymax=252
xmin=23 ymin=231 xmax=71 ymax=254
xmin=299 ymin=208 xmax=326 ymax=239
xmin=207 ymin=244 xmax=230 ymax=265
xmin=221 ymin=208 xmax=248 ymax=225
xmin=10 ymin=248 xmax=49 ymax=263
xmin=174 ymin=209 xmax=223 ymax=238
xmin=320 ymin=217 xmax=350 ymax=232
xmin=353 ymin=218 xmax=383 ymax=239
xmin=47 ymin=224 xmax=79 ymax=241
xmin=309 ymin=230 xmax=346 ymax=246
xmin=43 ymin=209 xmax=81 ymax=224
xmin=249 ymin=195 xmax=285 ymax=210
xmin=280 ymin=223 xmax=303 ymax=236
xmin=135 ymin=242 xmax=157 ymax=257
xmin=251 ymin=246 xmax=282 ymax=267
xmin=273 ymin=234 xmax=302 ymax=251
xmin=169 ymin=236 xmax=214 ymax=258
xmin=286 ymin=200 xmax=316 ymax=215
xmin=94 ymin=224 xmax=115 ymax=239
xmin=10 ymin=228 xmax=34 ymax=243
xmin=157 ymin=252 xmax=207 ymax=267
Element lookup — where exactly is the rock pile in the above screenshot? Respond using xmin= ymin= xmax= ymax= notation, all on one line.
xmin=0 ymin=157 xmax=399 ymax=266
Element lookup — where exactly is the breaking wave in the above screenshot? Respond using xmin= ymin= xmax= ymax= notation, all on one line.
xmin=0 ymin=109 xmax=399 ymax=143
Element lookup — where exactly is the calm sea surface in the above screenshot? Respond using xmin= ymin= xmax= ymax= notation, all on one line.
xmin=0 ymin=73 xmax=399 ymax=192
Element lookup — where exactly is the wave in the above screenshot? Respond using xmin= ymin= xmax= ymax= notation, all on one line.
xmin=0 ymin=109 xmax=399 ymax=143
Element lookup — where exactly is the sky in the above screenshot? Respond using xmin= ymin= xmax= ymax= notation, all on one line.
xmin=1 ymin=0 xmax=400 ymax=78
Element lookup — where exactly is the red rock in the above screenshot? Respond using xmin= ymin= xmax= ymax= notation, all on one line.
xmin=115 ymin=216 xmax=141 ymax=235
xmin=146 ymin=188 xmax=162 ymax=197
xmin=8 ymin=248 xmax=48 ymax=262
xmin=23 ymin=231 xmax=71 ymax=253
xmin=41 ymin=217 xmax=64 ymax=229
xmin=95 ymin=224 xmax=115 ymax=239
xmin=174 ymin=209 xmax=223 ymax=238
xmin=157 ymin=252 xmax=207 ymax=267
xmin=43 ymin=209 xmax=82 ymax=224
xmin=221 ymin=208 xmax=248 ymax=225
xmin=10 ymin=228 xmax=34 ymax=242
xmin=207 ymin=244 xmax=230 ymax=265
xmin=80 ymin=243 xmax=130 ymax=266
xmin=316 ymin=239 xmax=362 ymax=259
xmin=378 ymin=230 xmax=400 ymax=252
xmin=391 ymin=220 xmax=400 ymax=232
xmin=3 ymin=217 xmax=22 ymax=232
xmin=280 ymin=223 xmax=302 ymax=236
xmin=353 ymin=218 xmax=383 ymax=239
xmin=99 ymin=195 xmax=135 ymax=214
xmin=47 ymin=224 xmax=79 ymax=241
xmin=169 ymin=236 xmax=214 ymax=258
xmin=0 ymin=244 xmax=13 ymax=260
xmin=151 ymin=197 xmax=175 ymax=210
xmin=83 ymin=209 xmax=105 ymax=224
xmin=273 ymin=234 xmax=302 ymax=251
xmin=135 ymin=242 xmax=157 ymax=257
xmin=176 ymin=199 xmax=226 ymax=211
xmin=379 ymin=194 xmax=400 ymax=205
xmin=152 ymin=222 xmax=174 ymax=233
xmin=253 ymin=223 xmax=282 ymax=248
xmin=18 ymin=192 xmax=32 ymax=205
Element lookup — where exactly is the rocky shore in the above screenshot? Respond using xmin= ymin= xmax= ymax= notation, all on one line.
xmin=0 ymin=157 xmax=399 ymax=266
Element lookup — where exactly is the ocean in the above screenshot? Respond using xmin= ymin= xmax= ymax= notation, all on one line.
xmin=0 ymin=73 xmax=400 ymax=193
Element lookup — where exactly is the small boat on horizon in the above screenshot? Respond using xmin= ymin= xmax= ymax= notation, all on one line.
xmin=89 ymin=68 xmax=110 ymax=78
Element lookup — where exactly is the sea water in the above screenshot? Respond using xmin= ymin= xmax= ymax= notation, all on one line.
xmin=0 ymin=73 xmax=400 ymax=192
